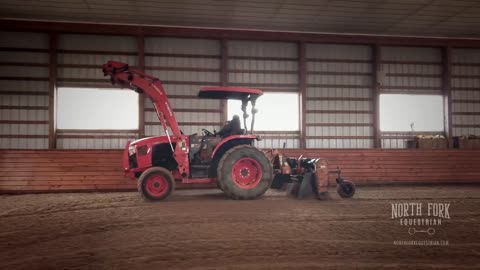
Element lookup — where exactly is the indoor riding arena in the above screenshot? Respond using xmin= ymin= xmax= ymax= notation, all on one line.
xmin=1 ymin=1 xmax=480 ymax=269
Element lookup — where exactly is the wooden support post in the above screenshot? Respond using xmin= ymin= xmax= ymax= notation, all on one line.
xmin=220 ymin=39 xmax=228 ymax=124
xmin=137 ymin=35 xmax=145 ymax=138
xmin=372 ymin=44 xmax=382 ymax=148
xmin=442 ymin=46 xmax=453 ymax=138
xmin=298 ymin=42 xmax=307 ymax=149
xmin=48 ymin=33 xmax=57 ymax=149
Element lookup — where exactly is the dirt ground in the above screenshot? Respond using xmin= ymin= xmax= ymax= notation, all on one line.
xmin=1 ymin=185 xmax=479 ymax=270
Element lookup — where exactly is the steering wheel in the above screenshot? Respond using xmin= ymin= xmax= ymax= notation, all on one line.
xmin=202 ymin=128 xmax=215 ymax=137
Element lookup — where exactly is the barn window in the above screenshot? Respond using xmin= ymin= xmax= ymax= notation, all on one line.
xmin=227 ymin=93 xmax=299 ymax=131
xmin=380 ymin=94 xmax=444 ymax=132
xmin=57 ymin=87 xmax=139 ymax=129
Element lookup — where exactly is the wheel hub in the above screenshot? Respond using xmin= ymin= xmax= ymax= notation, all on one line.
xmin=231 ymin=157 xmax=263 ymax=189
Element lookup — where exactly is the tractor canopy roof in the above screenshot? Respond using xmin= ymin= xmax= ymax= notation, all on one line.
xmin=198 ymin=86 xmax=263 ymax=100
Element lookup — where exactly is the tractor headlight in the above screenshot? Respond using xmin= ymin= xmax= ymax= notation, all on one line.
xmin=128 ymin=145 xmax=136 ymax=156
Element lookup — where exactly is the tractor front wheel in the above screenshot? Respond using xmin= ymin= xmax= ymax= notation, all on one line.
xmin=137 ymin=167 xmax=175 ymax=201
xmin=217 ymin=145 xmax=272 ymax=200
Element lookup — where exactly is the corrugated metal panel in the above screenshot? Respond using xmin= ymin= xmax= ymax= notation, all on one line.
xmin=56 ymin=34 xmax=139 ymax=148
xmin=229 ymin=59 xmax=297 ymax=71
xmin=381 ymin=47 xmax=441 ymax=62
xmin=306 ymin=44 xmax=371 ymax=60
xmin=451 ymin=48 xmax=480 ymax=136
xmin=143 ymin=37 xmax=222 ymax=138
xmin=145 ymin=38 xmax=220 ymax=55
xmin=58 ymin=34 xmax=137 ymax=52
xmin=305 ymin=44 xmax=373 ymax=148
xmin=145 ymin=56 xmax=220 ymax=69
xmin=0 ymin=31 xmax=49 ymax=49
xmin=229 ymin=41 xmax=297 ymax=58
xmin=380 ymin=46 xmax=442 ymax=95
xmin=227 ymin=40 xmax=299 ymax=147
xmin=57 ymin=133 xmax=138 ymax=150
xmin=0 ymin=32 xmax=49 ymax=149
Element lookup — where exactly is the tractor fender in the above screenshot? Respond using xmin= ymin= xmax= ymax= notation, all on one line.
xmin=211 ymin=135 xmax=258 ymax=158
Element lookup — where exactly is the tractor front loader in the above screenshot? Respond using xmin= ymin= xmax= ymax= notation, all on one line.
xmin=102 ymin=61 xmax=272 ymax=201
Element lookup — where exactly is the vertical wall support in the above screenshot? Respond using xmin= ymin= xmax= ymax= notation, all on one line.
xmin=372 ymin=44 xmax=381 ymax=148
xmin=220 ymin=39 xmax=228 ymax=124
xmin=298 ymin=42 xmax=307 ymax=149
xmin=137 ymin=35 xmax=145 ymax=138
xmin=48 ymin=33 xmax=57 ymax=149
xmin=442 ymin=46 xmax=453 ymax=138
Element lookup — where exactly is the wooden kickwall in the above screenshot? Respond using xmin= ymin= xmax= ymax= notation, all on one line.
xmin=0 ymin=149 xmax=479 ymax=193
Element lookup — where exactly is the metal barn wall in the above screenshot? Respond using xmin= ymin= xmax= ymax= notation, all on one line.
xmin=379 ymin=46 xmax=443 ymax=148
xmin=227 ymin=40 xmax=300 ymax=149
xmin=56 ymin=34 xmax=139 ymax=149
xmin=305 ymin=44 xmax=374 ymax=148
xmin=451 ymin=48 xmax=480 ymax=136
xmin=0 ymin=31 xmax=49 ymax=149
xmin=144 ymin=37 xmax=222 ymax=136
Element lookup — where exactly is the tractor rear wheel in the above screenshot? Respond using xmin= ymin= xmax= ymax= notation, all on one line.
xmin=217 ymin=145 xmax=272 ymax=200
xmin=137 ymin=167 xmax=175 ymax=201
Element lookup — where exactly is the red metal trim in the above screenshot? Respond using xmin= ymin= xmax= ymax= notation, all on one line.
xmin=210 ymin=135 xmax=258 ymax=158
xmin=452 ymin=124 xmax=480 ymax=128
xmin=380 ymin=86 xmax=440 ymax=91
xmin=380 ymin=90 xmax=443 ymax=95
xmin=451 ymin=63 xmax=480 ymax=67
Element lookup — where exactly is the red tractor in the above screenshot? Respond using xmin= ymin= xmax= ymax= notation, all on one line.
xmin=102 ymin=61 xmax=272 ymax=201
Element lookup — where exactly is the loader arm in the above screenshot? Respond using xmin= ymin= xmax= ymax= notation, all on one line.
xmin=102 ymin=61 xmax=182 ymax=138
xmin=102 ymin=61 xmax=189 ymax=178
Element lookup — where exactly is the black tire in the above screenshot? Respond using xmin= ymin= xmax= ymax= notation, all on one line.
xmin=337 ymin=180 xmax=355 ymax=198
xmin=217 ymin=145 xmax=273 ymax=200
xmin=137 ymin=167 xmax=175 ymax=201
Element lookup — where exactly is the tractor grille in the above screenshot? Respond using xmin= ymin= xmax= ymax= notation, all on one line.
xmin=128 ymin=154 xmax=138 ymax=169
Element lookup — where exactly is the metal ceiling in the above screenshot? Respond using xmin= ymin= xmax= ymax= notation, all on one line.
xmin=1 ymin=0 xmax=480 ymax=38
